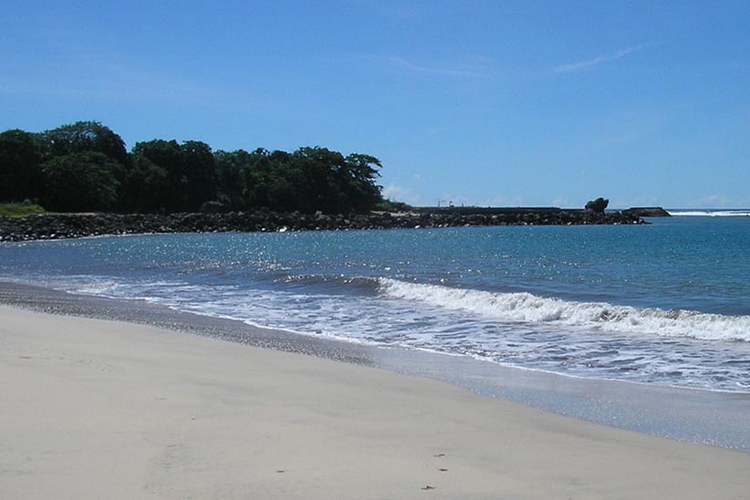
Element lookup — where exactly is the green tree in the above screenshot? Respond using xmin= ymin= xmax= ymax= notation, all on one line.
xmin=213 ymin=150 xmax=248 ymax=211
xmin=181 ymin=140 xmax=216 ymax=210
xmin=39 ymin=121 xmax=128 ymax=166
xmin=1 ymin=121 xmax=389 ymax=215
xmin=131 ymin=139 xmax=216 ymax=212
xmin=121 ymin=154 xmax=169 ymax=213
xmin=291 ymin=147 xmax=344 ymax=212
xmin=131 ymin=140 xmax=186 ymax=212
xmin=0 ymin=129 xmax=42 ymax=202
xmin=39 ymin=152 xmax=123 ymax=212
xmin=342 ymin=153 xmax=383 ymax=212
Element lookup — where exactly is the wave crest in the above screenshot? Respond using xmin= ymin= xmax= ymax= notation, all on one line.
xmin=669 ymin=210 xmax=750 ymax=217
xmin=378 ymin=279 xmax=750 ymax=342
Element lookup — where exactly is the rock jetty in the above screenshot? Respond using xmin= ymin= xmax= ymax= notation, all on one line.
xmin=621 ymin=207 xmax=671 ymax=217
xmin=0 ymin=209 xmax=644 ymax=242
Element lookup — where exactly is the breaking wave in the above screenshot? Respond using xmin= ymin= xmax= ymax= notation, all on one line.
xmin=378 ymin=279 xmax=750 ymax=342
xmin=668 ymin=210 xmax=750 ymax=217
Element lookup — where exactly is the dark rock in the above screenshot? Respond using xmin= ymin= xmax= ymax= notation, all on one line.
xmin=0 ymin=209 xmax=645 ymax=242
xmin=622 ymin=207 xmax=671 ymax=217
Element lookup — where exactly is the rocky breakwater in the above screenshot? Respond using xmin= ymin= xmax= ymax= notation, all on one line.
xmin=622 ymin=207 xmax=671 ymax=217
xmin=0 ymin=209 xmax=644 ymax=242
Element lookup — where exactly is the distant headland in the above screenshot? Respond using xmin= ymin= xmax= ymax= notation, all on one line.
xmin=1 ymin=121 xmax=652 ymax=241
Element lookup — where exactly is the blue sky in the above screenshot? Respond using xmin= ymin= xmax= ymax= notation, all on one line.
xmin=2 ymin=0 xmax=748 ymax=208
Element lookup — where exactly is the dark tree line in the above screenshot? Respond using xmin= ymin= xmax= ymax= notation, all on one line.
xmin=0 ymin=121 xmax=386 ymax=214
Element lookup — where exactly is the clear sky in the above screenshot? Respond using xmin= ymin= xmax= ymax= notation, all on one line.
xmin=2 ymin=0 xmax=748 ymax=208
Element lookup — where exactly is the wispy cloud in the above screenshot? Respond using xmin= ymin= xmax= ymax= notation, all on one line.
xmin=382 ymin=183 xmax=421 ymax=205
xmin=386 ymin=56 xmax=482 ymax=77
xmin=692 ymin=195 xmax=750 ymax=209
xmin=613 ymin=196 xmax=660 ymax=208
xmin=0 ymin=46 xmax=215 ymax=104
xmin=554 ymin=45 xmax=644 ymax=73
xmin=480 ymin=195 xmax=525 ymax=207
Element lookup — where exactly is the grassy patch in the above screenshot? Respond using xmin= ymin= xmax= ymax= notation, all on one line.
xmin=0 ymin=202 xmax=47 ymax=216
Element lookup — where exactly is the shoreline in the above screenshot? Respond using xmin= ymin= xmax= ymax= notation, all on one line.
xmin=2 ymin=280 xmax=749 ymax=453
xmin=2 ymin=303 xmax=750 ymax=499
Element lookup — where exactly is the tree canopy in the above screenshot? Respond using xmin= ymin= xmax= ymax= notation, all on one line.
xmin=38 ymin=121 xmax=128 ymax=166
xmin=40 ymin=152 xmax=123 ymax=212
xmin=0 ymin=129 xmax=42 ymax=203
xmin=0 ymin=121 xmax=386 ymax=214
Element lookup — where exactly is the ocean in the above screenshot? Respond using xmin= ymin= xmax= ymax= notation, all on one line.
xmin=1 ymin=211 xmax=750 ymax=394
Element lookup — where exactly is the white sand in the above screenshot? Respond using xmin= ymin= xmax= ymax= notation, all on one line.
xmin=1 ymin=305 xmax=749 ymax=500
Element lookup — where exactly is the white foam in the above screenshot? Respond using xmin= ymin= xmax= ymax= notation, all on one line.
xmin=378 ymin=279 xmax=750 ymax=342
xmin=668 ymin=210 xmax=750 ymax=217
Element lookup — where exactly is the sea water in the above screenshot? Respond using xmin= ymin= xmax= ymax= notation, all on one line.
xmin=1 ymin=213 xmax=749 ymax=393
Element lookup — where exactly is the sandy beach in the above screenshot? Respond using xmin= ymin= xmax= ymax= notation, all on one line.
xmin=1 ymin=305 xmax=749 ymax=499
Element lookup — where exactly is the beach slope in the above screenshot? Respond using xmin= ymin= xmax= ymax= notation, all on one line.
xmin=1 ymin=305 xmax=748 ymax=499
